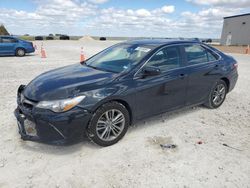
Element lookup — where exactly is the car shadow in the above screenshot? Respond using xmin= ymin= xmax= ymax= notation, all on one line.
xmin=19 ymin=136 xmax=100 ymax=155
xmin=132 ymin=105 xmax=204 ymax=130
xmin=0 ymin=54 xmax=36 ymax=57
xmin=19 ymin=105 xmax=205 ymax=155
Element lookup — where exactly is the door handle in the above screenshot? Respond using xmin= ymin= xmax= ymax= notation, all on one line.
xmin=179 ymin=74 xmax=187 ymax=79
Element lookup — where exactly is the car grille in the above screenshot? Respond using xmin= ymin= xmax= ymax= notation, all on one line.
xmin=18 ymin=93 xmax=37 ymax=112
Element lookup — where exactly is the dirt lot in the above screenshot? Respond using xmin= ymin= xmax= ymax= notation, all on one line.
xmin=0 ymin=40 xmax=249 ymax=188
xmin=212 ymin=45 xmax=249 ymax=54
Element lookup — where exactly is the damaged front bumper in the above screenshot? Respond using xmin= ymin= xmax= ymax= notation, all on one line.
xmin=14 ymin=109 xmax=40 ymax=142
xmin=14 ymin=85 xmax=92 ymax=144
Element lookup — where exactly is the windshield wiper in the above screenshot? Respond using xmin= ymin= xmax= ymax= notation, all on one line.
xmin=84 ymin=63 xmax=119 ymax=74
xmin=84 ymin=63 xmax=99 ymax=70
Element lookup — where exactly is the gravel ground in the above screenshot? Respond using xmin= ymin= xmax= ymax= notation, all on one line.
xmin=0 ymin=40 xmax=249 ymax=188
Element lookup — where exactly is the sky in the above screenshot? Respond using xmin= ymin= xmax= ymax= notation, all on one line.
xmin=0 ymin=0 xmax=250 ymax=38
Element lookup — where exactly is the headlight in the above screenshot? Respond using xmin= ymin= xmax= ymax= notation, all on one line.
xmin=36 ymin=96 xmax=85 ymax=113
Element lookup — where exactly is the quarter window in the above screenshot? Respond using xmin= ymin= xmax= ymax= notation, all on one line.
xmin=184 ymin=45 xmax=218 ymax=65
xmin=207 ymin=51 xmax=217 ymax=62
xmin=145 ymin=46 xmax=181 ymax=71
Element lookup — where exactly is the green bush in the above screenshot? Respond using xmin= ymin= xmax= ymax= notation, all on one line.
xmin=18 ymin=36 xmax=35 ymax=41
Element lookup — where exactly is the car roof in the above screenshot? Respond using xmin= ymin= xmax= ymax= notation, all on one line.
xmin=123 ymin=39 xmax=199 ymax=47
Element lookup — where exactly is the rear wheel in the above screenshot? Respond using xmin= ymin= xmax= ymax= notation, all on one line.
xmin=16 ymin=48 xmax=25 ymax=57
xmin=87 ymin=102 xmax=130 ymax=147
xmin=204 ymin=80 xmax=227 ymax=109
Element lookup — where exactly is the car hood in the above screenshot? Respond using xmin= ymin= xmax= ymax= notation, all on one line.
xmin=23 ymin=64 xmax=117 ymax=101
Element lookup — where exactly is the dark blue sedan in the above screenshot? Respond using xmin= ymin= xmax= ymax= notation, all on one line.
xmin=0 ymin=36 xmax=35 ymax=56
xmin=14 ymin=39 xmax=238 ymax=146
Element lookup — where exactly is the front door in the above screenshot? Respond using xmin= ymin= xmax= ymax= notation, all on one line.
xmin=134 ymin=45 xmax=188 ymax=119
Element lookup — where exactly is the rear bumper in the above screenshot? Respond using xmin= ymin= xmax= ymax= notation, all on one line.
xmin=14 ymin=105 xmax=92 ymax=144
xmin=25 ymin=47 xmax=35 ymax=53
xmin=228 ymin=70 xmax=238 ymax=93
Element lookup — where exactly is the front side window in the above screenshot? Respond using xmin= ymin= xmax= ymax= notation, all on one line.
xmin=184 ymin=44 xmax=218 ymax=65
xmin=145 ymin=46 xmax=181 ymax=71
xmin=86 ymin=44 xmax=153 ymax=73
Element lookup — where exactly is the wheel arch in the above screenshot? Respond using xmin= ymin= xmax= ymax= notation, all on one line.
xmin=91 ymin=98 xmax=133 ymax=125
xmin=113 ymin=99 xmax=133 ymax=125
xmin=16 ymin=46 xmax=26 ymax=51
xmin=220 ymin=77 xmax=230 ymax=92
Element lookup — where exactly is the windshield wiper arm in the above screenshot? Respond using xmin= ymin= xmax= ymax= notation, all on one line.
xmin=84 ymin=63 xmax=119 ymax=73
xmin=85 ymin=64 xmax=98 ymax=70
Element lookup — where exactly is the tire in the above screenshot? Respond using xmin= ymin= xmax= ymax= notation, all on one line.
xmin=87 ymin=102 xmax=130 ymax=147
xmin=204 ymin=80 xmax=227 ymax=109
xmin=16 ymin=48 xmax=25 ymax=57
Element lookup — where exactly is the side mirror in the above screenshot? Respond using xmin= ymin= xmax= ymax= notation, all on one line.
xmin=141 ymin=66 xmax=161 ymax=78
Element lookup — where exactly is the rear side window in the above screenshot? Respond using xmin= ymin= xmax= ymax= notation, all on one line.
xmin=1 ymin=37 xmax=18 ymax=43
xmin=184 ymin=45 xmax=218 ymax=65
xmin=145 ymin=46 xmax=181 ymax=71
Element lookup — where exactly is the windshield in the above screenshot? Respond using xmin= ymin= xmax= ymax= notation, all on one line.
xmin=85 ymin=43 xmax=153 ymax=73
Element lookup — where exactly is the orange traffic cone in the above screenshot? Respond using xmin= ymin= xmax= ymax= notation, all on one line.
xmin=245 ymin=45 xmax=250 ymax=54
xmin=80 ymin=47 xmax=85 ymax=62
xmin=41 ymin=44 xmax=47 ymax=58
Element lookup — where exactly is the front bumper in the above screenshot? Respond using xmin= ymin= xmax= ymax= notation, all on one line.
xmin=14 ymin=107 xmax=91 ymax=144
xmin=14 ymin=87 xmax=92 ymax=144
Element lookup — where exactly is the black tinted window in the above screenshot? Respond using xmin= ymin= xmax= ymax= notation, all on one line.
xmin=184 ymin=45 xmax=218 ymax=65
xmin=207 ymin=51 xmax=217 ymax=61
xmin=146 ymin=46 xmax=181 ymax=71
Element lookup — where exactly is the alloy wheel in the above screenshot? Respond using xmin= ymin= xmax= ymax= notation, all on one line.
xmin=17 ymin=49 xmax=25 ymax=56
xmin=96 ymin=109 xmax=125 ymax=141
xmin=212 ymin=83 xmax=226 ymax=106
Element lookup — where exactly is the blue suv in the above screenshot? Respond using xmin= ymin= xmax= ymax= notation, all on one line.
xmin=0 ymin=36 xmax=35 ymax=57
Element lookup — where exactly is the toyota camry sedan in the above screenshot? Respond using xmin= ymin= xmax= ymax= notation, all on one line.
xmin=14 ymin=39 xmax=238 ymax=146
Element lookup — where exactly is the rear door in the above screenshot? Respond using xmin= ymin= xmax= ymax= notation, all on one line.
xmin=182 ymin=44 xmax=221 ymax=105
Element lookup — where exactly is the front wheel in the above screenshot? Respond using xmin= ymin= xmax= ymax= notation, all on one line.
xmin=87 ymin=102 xmax=130 ymax=147
xmin=204 ymin=80 xmax=227 ymax=109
